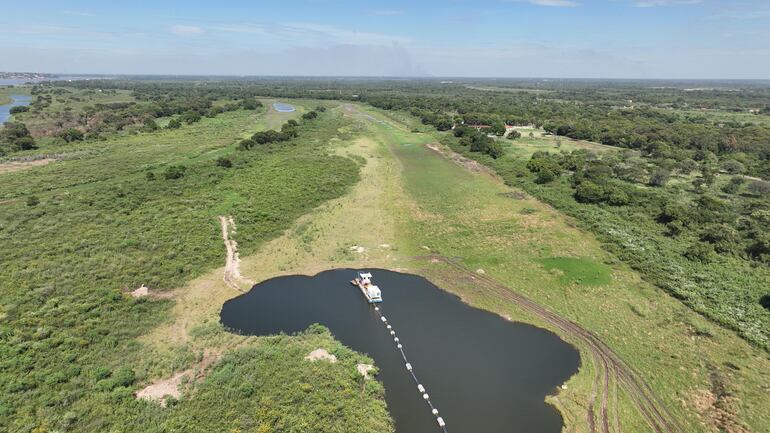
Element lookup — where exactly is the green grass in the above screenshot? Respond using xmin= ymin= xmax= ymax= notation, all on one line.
xmin=356 ymin=105 xmax=770 ymax=433
xmin=539 ymin=257 xmax=612 ymax=286
xmin=88 ymin=326 xmax=392 ymax=433
xmin=0 ymin=105 xmax=378 ymax=431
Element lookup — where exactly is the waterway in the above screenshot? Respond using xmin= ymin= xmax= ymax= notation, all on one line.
xmin=221 ymin=269 xmax=580 ymax=433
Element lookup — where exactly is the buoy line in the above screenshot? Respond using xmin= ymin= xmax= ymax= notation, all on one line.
xmin=373 ymin=305 xmax=448 ymax=433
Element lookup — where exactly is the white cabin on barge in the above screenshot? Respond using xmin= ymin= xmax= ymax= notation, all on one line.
xmin=351 ymin=271 xmax=382 ymax=303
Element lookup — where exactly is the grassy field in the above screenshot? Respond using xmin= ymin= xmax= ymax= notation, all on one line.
xmin=0 ymin=102 xmax=397 ymax=431
xmin=503 ymin=127 xmax=617 ymax=158
xmin=3 ymin=96 xmax=769 ymax=433
xmin=361 ymin=106 xmax=769 ymax=433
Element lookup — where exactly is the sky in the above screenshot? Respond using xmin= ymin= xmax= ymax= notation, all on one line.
xmin=1 ymin=0 xmax=769 ymax=78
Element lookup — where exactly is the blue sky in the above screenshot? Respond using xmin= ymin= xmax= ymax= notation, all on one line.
xmin=1 ymin=0 xmax=768 ymax=78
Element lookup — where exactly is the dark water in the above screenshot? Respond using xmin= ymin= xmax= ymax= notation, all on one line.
xmin=220 ymin=269 xmax=580 ymax=433
xmin=0 ymin=95 xmax=32 ymax=125
xmin=272 ymin=102 xmax=295 ymax=112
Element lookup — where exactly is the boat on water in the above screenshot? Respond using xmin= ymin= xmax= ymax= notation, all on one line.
xmin=351 ymin=271 xmax=383 ymax=303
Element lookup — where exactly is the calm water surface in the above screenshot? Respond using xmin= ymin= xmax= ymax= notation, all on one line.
xmin=272 ymin=102 xmax=295 ymax=112
xmin=221 ymin=269 xmax=580 ymax=433
xmin=0 ymin=95 xmax=32 ymax=125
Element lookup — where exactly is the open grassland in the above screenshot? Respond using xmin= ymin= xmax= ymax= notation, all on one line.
xmin=503 ymin=127 xmax=617 ymax=158
xmin=359 ymin=106 xmax=769 ymax=433
xmin=0 ymin=103 xmax=397 ymax=432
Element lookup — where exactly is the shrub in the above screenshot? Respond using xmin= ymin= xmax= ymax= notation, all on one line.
xmin=167 ymin=118 xmax=182 ymax=129
xmin=163 ymin=165 xmax=187 ymax=180
xmin=683 ymin=242 xmax=715 ymax=263
xmin=574 ymin=181 xmax=605 ymax=203
xmin=721 ymin=159 xmax=745 ymax=175
xmin=216 ymin=157 xmax=232 ymax=168
xmin=301 ymin=111 xmax=318 ymax=120
xmin=9 ymin=105 xmax=29 ymax=114
xmin=26 ymin=195 xmax=40 ymax=206
xmin=648 ymin=168 xmax=671 ymax=187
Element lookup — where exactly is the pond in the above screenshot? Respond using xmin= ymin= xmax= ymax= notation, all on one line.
xmin=220 ymin=269 xmax=580 ymax=433
xmin=272 ymin=102 xmax=296 ymax=112
xmin=0 ymin=95 xmax=32 ymax=125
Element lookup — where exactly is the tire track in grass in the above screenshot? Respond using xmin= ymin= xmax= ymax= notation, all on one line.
xmin=420 ymin=255 xmax=684 ymax=433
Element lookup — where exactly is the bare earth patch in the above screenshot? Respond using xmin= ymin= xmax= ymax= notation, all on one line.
xmin=305 ymin=348 xmax=337 ymax=363
xmin=219 ymin=215 xmax=255 ymax=292
xmin=0 ymin=158 xmax=55 ymax=174
xmin=136 ymin=351 xmax=219 ymax=407
xmin=425 ymin=143 xmax=499 ymax=179
xmin=357 ymin=363 xmax=375 ymax=379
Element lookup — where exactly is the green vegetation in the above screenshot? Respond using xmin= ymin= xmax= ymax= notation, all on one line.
xmin=0 ymin=102 xmax=369 ymax=430
xmin=143 ymin=326 xmax=390 ymax=433
xmin=3 ymin=78 xmax=770 ymax=433
xmin=539 ymin=257 xmax=612 ymax=286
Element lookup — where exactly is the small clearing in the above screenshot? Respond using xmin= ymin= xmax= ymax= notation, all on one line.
xmin=219 ymin=216 xmax=254 ymax=291
xmin=136 ymin=351 xmax=219 ymax=407
xmin=305 ymin=348 xmax=337 ymax=363
xmin=0 ymin=158 xmax=55 ymax=174
xmin=357 ymin=363 xmax=375 ymax=379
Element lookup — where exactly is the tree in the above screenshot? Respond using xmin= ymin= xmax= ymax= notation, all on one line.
xmin=242 ymin=99 xmax=263 ymax=110
xmin=721 ymin=177 xmax=745 ymax=194
xmin=302 ymin=111 xmax=318 ymax=120
xmin=721 ymin=159 xmax=745 ymax=175
xmin=648 ymin=168 xmax=670 ymax=187
xmin=605 ymin=186 xmax=630 ymax=206
xmin=9 ymin=106 xmax=29 ymax=114
xmin=747 ymin=180 xmax=770 ymax=196
xmin=58 ymin=128 xmax=84 ymax=143
xmin=507 ymin=130 xmax=522 ymax=140
xmin=167 ymin=118 xmax=182 ymax=129
xmin=574 ymin=181 xmax=605 ymax=203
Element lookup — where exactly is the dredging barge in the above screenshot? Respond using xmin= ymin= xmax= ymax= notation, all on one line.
xmin=351 ymin=271 xmax=383 ymax=303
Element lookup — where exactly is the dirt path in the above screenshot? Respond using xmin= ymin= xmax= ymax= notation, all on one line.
xmin=218 ymin=216 xmax=254 ymax=292
xmin=422 ymin=255 xmax=683 ymax=433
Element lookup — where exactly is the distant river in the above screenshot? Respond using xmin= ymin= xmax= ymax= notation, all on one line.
xmin=0 ymin=95 xmax=32 ymax=125
xmin=272 ymin=102 xmax=296 ymax=112
xmin=221 ymin=269 xmax=580 ymax=433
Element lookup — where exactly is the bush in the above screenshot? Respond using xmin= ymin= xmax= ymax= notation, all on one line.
xmin=216 ymin=157 xmax=232 ymax=168
xmin=747 ymin=180 xmax=770 ymax=196
xmin=9 ymin=105 xmax=29 ymax=114
xmin=648 ymin=168 xmax=671 ymax=187
xmin=301 ymin=111 xmax=318 ymax=120
xmin=58 ymin=128 xmax=85 ymax=143
xmin=163 ymin=165 xmax=187 ymax=180
xmin=507 ymin=130 xmax=522 ymax=140
xmin=167 ymin=118 xmax=182 ymax=129
xmin=26 ymin=196 xmax=40 ymax=206
xmin=241 ymin=99 xmax=263 ymax=110
xmin=683 ymin=242 xmax=715 ymax=263
xmin=721 ymin=159 xmax=745 ymax=175
xmin=574 ymin=181 xmax=605 ymax=203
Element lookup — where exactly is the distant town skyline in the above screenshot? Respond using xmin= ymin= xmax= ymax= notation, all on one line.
xmin=2 ymin=0 xmax=769 ymax=79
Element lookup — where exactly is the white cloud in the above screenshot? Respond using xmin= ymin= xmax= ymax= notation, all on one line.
xmin=170 ymin=25 xmax=204 ymax=36
xmin=634 ymin=0 xmax=702 ymax=7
